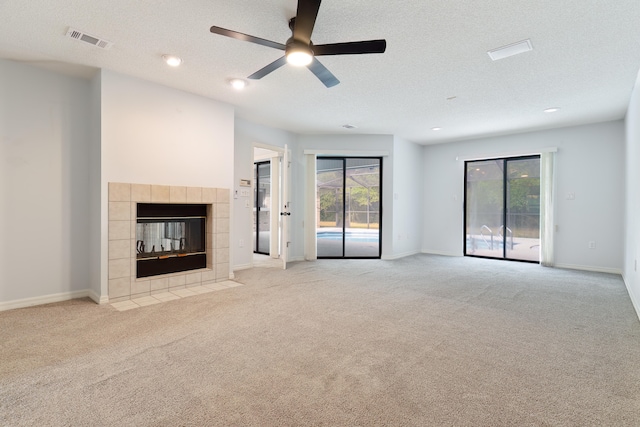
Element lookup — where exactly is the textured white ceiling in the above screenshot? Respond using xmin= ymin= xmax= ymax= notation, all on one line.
xmin=1 ymin=0 xmax=639 ymax=144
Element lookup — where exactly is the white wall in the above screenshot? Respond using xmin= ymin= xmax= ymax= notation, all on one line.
xmin=0 ymin=60 xmax=91 ymax=308
xmin=392 ymin=136 xmax=424 ymax=258
xmin=422 ymin=121 xmax=625 ymax=273
xmin=296 ymin=134 xmax=395 ymax=259
xmin=623 ymin=71 xmax=640 ymax=320
xmin=89 ymin=71 xmax=102 ymax=301
xmin=99 ymin=70 xmax=235 ymax=296
xmin=233 ymin=118 xmax=297 ymax=269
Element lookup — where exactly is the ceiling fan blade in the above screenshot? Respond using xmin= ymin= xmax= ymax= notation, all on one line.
xmin=307 ymin=58 xmax=339 ymax=88
xmin=313 ymin=39 xmax=387 ymax=56
xmin=293 ymin=0 xmax=321 ymax=44
xmin=247 ymin=56 xmax=288 ymax=80
xmin=210 ymin=26 xmax=285 ymax=50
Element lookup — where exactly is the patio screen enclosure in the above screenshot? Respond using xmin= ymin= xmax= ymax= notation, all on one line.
xmin=317 ymin=157 xmax=382 ymax=258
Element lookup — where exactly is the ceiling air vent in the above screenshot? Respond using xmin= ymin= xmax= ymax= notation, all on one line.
xmin=66 ymin=27 xmax=113 ymax=49
xmin=487 ymin=39 xmax=532 ymax=61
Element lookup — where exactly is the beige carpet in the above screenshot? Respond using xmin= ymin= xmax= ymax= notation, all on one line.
xmin=1 ymin=255 xmax=640 ymax=426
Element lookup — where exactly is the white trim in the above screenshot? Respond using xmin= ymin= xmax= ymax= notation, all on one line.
xmin=232 ymin=263 xmax=252 ymax=271
xmin=303 ymin=149 xmax=390 ymax=157
xmin=554 ymin=263 xmax=622 ymax=275
xmin=304 ymin=154 xmax=317 ymax=261
xmin=0 ymin=290 xmax=93 ymax=312
xmin=421 ymin=249 xmax=462 ymax=257
xmin=254 ymin=142 xmax=285 ymax=154
xmin=381 ymin=250 xmax=421 ymax=260
xmin=456 ymin=147 xmax=558 ymax=162
xmin=622 ymin=274 xmax=640 ymax=323
xmin=89 ymin=290 xmax=109 ymax=304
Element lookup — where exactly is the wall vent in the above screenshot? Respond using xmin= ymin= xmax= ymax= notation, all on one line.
xmin=66 ymin=27 xmax=113 ymax=49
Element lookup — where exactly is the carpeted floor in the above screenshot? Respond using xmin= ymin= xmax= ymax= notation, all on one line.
xmin=1 ymin=254 xmax=640 ymax=426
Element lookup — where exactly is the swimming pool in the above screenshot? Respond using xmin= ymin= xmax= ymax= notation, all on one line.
xmin=317 ymin=231 xmax=379 ymax=243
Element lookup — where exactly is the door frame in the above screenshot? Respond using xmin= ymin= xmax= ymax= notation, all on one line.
xmin=463 ymin=154 xmax=541 ymax=263
xmin=253 ymin=160 xmax=271 ymax=255
xmin=316 ymin=156 xmax=383 ymax=259
xmin=252 ymin=143 xmax=289 ymax=269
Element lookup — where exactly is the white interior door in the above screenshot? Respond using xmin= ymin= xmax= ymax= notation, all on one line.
xmin=280 ymin=144 xmax=291 ymax=269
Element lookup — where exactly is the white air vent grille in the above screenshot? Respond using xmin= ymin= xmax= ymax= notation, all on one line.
xmin=66 ymin=27 xmax=113 ymax=49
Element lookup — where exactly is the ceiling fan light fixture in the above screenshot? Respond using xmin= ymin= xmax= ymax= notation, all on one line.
xmin=287 ymin=50 xmax=313 ymax=66
xmin=162 ymin=54 xmax=182 ymax=67
xmin=286 ymin=39 xmax=313 ymax=66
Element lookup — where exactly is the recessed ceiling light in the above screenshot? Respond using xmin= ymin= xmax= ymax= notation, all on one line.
xmin=162 ymin=55 xmax=182 ymax=67
xmin=487 ymin=39 xmax=533 ymax=61
xmin=229 ymin=78 xmax=247 ymax=90
xmin=544 ymin=107 xmax=560 ymax=113
xmin=446 ymin=96 xmax=457 ymax=101
xmin=432 ymin=127 xmax=442 ymax=131
xmin=342 ymin=124 xmax=357 ymax=129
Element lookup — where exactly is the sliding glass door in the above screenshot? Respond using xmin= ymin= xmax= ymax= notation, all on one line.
xmin=465 ymin=156 xmax=540 ymax=262
xmin=317 ymin=157 xmax=381 ymax=258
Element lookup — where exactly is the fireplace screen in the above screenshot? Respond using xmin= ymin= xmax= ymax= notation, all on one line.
xmin=136 ymin=204 xmax=206 ymax=278
xmin=136 ymin=219 xmax=205 ymax=257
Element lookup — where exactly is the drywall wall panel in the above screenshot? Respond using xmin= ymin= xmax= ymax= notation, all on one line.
xmin=0 ymin=59 xmax=91 ymax=305
xmin=624 ymin=71 xmax=640 ymax=320
xmin=423 ymin=121 xmax=625 ymax=273
xmin=392 ymin=136 xmax=423 ymax=257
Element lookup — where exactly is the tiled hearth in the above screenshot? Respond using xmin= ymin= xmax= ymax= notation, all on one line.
xmin=108 ymin=182 xmax=230 ymax=303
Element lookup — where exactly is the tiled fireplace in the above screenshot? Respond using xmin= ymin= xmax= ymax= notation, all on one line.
xmin=108 ymin=183 xmax=230 ymax=303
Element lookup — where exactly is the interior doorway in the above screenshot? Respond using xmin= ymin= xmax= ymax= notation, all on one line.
xmin=252 ymin=145 xmax=291 ymax=269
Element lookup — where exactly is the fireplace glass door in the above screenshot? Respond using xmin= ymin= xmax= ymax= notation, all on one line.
xmin=136 ymin=203 xmax=206 ymax=278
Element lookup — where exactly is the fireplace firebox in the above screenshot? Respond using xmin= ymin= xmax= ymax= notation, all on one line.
xmin=136 ymin=203 xmax=206 ymax=278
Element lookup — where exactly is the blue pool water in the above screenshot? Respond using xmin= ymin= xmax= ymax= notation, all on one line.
xmin=317 ymin=231 xmax=379 ymax=243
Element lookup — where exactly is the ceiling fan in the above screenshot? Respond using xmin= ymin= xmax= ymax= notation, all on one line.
xmin=209 ymin=0 xmax=386 ymax=88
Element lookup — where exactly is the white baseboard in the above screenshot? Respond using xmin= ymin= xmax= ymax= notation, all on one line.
xmin=421 ymin=249 xmax=462 ymax=257
xmin=554 ymin=263 xmax=622 ymax=275
xmin=621 ymin=273 xmax=640 ymax=323
xmin=381 ymin=250 xmax=420 ymax=260
xmin=88 ymin=290 xmax=109 ymax=305
xmin=233 ymin=263 xmax=252 ymax=271
xmin=0 ymin=289 xmax=94 ymax=312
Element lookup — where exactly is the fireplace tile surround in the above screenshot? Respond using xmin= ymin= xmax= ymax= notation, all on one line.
xmin=108 ymin=182 xmax=230 ymax=303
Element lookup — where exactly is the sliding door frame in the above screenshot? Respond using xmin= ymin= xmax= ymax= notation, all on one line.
xmin=317 ymin=156 xmax=383 ymax=259
xmin=463 ymin=154 xmax=540 ymax=264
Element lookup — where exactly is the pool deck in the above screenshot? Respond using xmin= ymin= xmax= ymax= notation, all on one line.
xmin=467 ymin=235 xmax=540 ymax=262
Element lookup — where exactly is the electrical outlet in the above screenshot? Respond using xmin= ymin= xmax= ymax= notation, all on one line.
xmin=588 ymin=241 xmax=596 ymax=249
xmin=239 ymin=239 xmax=244 ymax=247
